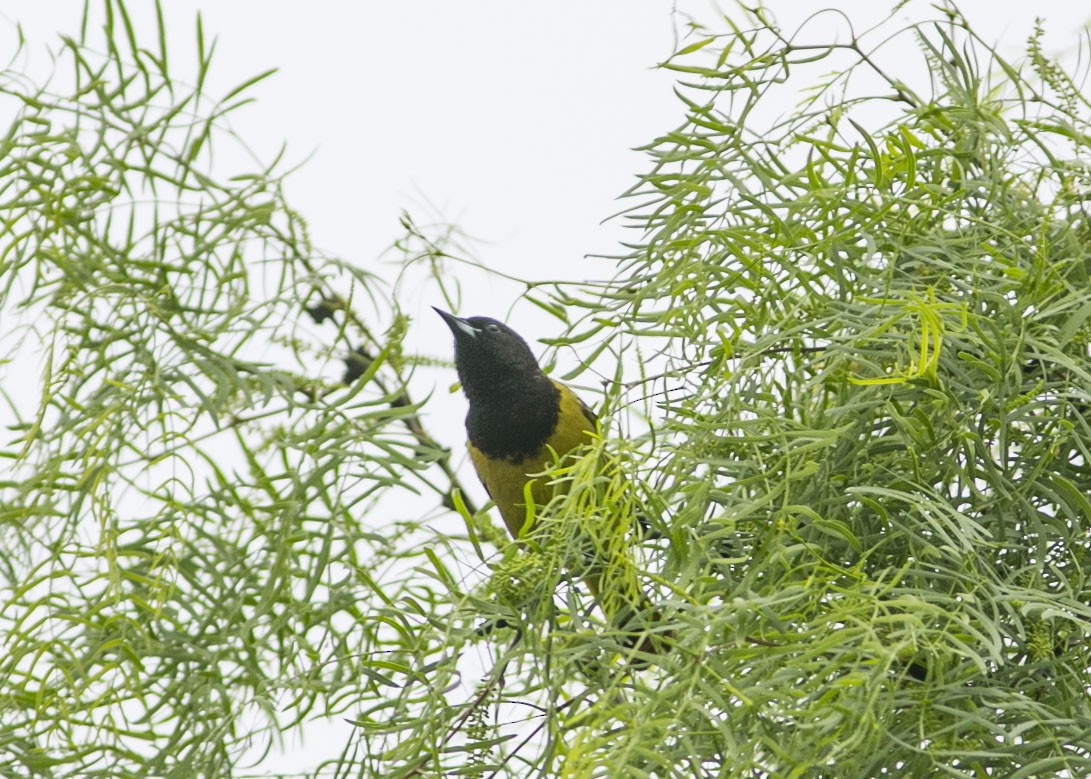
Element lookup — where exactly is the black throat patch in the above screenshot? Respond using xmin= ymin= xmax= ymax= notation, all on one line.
xmin=465 ymin=377 xmax=560 ymax=462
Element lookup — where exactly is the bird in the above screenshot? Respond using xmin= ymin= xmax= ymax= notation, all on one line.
xmin=434 ymin=307 xmax=663 ymax=656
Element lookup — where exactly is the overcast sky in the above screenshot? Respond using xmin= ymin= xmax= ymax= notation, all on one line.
xmin=3 ymin=2 xmax=1086 ymax=337
xmin=2 ymin=1 xmax=1088 ymax=772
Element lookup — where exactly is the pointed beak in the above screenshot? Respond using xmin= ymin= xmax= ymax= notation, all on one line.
xmin=433 ymin=307 xmax=479 ymax=339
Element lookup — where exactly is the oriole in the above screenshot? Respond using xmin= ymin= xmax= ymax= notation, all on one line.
xmin=435 ymin=308 xmax=663 ymax=656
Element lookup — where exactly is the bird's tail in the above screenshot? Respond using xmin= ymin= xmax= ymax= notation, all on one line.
xmin=546 ymin=442 xmax=671 ymax=659
xmin=582 ymin=536 xmax=670 ymax=659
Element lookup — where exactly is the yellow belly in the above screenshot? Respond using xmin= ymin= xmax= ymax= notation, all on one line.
xmin=468 ymin=384 xmax=596 ymax=538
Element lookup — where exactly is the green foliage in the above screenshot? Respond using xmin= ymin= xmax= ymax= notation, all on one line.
xmin=3 ymin=1 xmax=1091 ymax=778
xmin=551 ymin=3 xmax=1091 ymax=776
xmin=0 ymin=2 xmax=471 ymax=776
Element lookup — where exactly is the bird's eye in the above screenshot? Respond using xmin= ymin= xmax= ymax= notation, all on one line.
xmin=486 ymin=323 xmax=500 ymax=333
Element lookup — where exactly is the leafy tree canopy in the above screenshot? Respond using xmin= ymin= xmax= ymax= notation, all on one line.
xmin=2 ymin=1 xmax=1090 ymax=777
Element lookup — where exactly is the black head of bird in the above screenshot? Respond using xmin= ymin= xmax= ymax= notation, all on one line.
xmin=434 ymin=307 xmax=568 ymax=464
xmin=432 ymin=308 xmax=544 ymax=402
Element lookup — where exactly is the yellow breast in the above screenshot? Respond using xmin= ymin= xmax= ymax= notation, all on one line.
xmin=468 ymin=383 xmax=597 ymax=538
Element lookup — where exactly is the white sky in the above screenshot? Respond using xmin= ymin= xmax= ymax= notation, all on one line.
xmin=4 ymin=2 xmax=1086 ymax=333
xmin=2 ymin=0 xmax=1088 ymax=773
